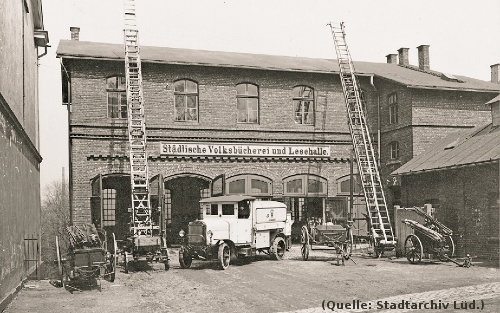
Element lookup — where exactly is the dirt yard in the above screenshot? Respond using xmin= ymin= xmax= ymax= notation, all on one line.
xmin=4 ymin=245 xmax=500 ymax=313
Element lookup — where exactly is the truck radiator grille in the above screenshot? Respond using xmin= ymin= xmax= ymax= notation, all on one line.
xmin=187 ymin=223 xmax=206 ymax=245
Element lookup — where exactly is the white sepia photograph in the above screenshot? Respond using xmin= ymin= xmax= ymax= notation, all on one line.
xmin=1 ymin=0 xmax=500 ymax=312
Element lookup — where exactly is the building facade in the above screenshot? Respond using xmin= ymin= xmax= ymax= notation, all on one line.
xmin=0 ymin=0 xmax=48 ymax=309
xmin=56 ymin=29 xmax=500 ymax=246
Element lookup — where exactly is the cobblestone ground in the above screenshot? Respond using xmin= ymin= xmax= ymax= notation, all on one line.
xmin=5 ymin=244 xmax=500 ymax=313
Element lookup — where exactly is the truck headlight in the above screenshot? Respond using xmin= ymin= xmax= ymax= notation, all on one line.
xmin=179 ymin=229 xmax=185 ymax=237
xmin=207 ymin=230 xmax=213 ymax=238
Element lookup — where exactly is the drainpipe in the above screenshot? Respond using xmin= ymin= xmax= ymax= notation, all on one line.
xmin=369 ymin=75 xmax=381 ymax=166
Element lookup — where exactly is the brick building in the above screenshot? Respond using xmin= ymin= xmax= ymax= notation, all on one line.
xmin=56 ymin=28 xmax=500 ymax=245
xmin=392 ymin=93 xmax=500 ymax=266
xmin=0 ymin=0 xmax=49 ymax=309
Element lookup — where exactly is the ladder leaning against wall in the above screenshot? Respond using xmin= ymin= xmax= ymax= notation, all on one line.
xmin=122 ymin=0 xmax=169 ymax=271
xmin=328 ymin=22 xmax=396 ymax=256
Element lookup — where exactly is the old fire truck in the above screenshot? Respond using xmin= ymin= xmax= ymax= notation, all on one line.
xmin=178 ymin=195 xmax=293 ymax=270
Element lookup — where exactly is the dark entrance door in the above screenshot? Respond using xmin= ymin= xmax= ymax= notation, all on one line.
xmin=90 ymin=174 xmax=131 ymax=244
xmin=165 ymin=176 xmax=210 ymax=245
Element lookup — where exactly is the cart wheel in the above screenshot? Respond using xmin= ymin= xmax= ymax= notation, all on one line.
xmin=179 ymin=247 xmax=192 ymax=269
xmin=445 ymin=236 xmax=455 ymax=258
xmin=55 ymin=236 xmax=64 ymax=287
xmin=343 ymin=228 xmax=353 ymax=260
xmin=218 ymin=243 xmax=230 ymax=270
xmin=438 ymin=235 xmax=455 ymax=262
xmin=270 ymin=237 xmax=286 ymax=260
xmin=300 ymin=226 xmax=310 ymax=261
xmin=405 ymin=234 xmax=423 ymax=264
xmin=108 ymin=233 xmax=118 ymax=282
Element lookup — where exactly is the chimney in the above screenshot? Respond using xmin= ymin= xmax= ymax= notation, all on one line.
xmin=386 ymin=54 xmax=398 ymax=64
xmin=398 ymin=48 xmax=409 ymax=66
xmin=70 ymin=27 xmax=80 ymax=41
xmin=491 ymin=64 xmax=500 ymax=84
xmin=417 ymin=45 xmax=430 ymax=71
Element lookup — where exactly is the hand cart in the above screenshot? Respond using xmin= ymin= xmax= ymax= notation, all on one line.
xmin=300 ymin=217 xmax=355 ymax=266
xmin=55 ymin=224 xmax=118 ymax=291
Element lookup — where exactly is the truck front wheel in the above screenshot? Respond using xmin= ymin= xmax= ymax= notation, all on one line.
xmin=179 ymin=248 xmax=192 ymax=269
xmin=218 ymin=243 xmax=231 ymax=270
xmin=271 ymin=237 xmax=286 ymax=260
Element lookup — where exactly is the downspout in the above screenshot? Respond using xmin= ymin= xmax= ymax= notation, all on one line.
xmin=369 ymin=75 xmax=381 ymax=165
xmin=61 ymin=58 xmax=73 ymax=224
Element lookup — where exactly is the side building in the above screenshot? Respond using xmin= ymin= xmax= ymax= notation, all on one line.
xmin=56 ymin=29 xmax=500 ymax=246
xmin=392 ymin=94 xmax=500 ymax=266
xmin=0 ymin=0 xmax=49 ymax=309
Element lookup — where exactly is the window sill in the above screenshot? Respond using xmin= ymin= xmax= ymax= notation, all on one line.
xmin=386 ymin=159 xmax=401 ymax=165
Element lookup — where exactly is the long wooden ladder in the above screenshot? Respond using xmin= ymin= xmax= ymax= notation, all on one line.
xmin=328 ymin=22 xmax=395 ymax=250
xmin=124 ymin=0 xmax=156 ymax=237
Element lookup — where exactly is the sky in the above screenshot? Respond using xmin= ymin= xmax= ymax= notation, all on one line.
xmin=37 ymin=0 xmax=500 ymax=190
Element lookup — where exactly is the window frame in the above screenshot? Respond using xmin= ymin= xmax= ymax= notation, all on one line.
xmin=236 ymin=83 xmax=259 ymax=124
xmin=388 ymin=93 xmax=399 ymax=124
xmin=225 ymin=174 xmax=272 ymax=197
xmin=293 ymin=86 xmax=315 ymax=125
xmin=102 ymin=188 xmax=116 ymax=226
xmin=106 ymin=76 xmax=127 ymax=119
xmin=390 ymin=141 xmax=400 ymax=159
xmin=173 ymin=79 xmax=199 ymax=122
xmin=283 ymin=174 xmax=327 ymax=197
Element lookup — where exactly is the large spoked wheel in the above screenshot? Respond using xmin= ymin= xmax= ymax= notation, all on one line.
xmin=179 ymin=247 xmax=192 ymax=269
xmin=439 ymin=235 xmax=455 ymax=262
xmin=218 ymin=243 xmax=231 ymax=270
xmin=405 ymin=234 xmax=423 ymax=264
xmin=343 ymin=228 xmax=353 ymax=260
xmin=445 ymin=235 xmax=455 ymax=258
xmin=300 ymin=226 xmax=310 ymax=261
xmin=270 ymin=237 xmax=286 ymax=260
xmin=55 ymin=236 xmax=64 ymax=287
xmin=107 ymin=233 xmax=118 ymax=282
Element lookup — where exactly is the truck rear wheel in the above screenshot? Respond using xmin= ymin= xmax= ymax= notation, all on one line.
xmin=218 ymin=243 xmax=231 ymax=270
xmin=271 ymin=237 xmax=286 ymax=260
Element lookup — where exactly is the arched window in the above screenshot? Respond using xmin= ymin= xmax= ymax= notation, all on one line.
xmin=293 ymin=86 xmax=314 ymax=125
xmin=236 ymin=83 xmax=259 ymax=123
xmin=283 ymin=174 xmax=327 ymax=196
xmin=226 ymin=174 xmax=272 ymax=196
xmin=106 ymin=76 xmax=127 ymax=118
xmin=336 ymin=174 xmax=362 ymax=195
xmin=174 ymin=79 xmax=199 ymax=122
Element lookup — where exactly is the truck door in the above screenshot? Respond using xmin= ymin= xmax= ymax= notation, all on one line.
xmin=236 ymin=200 xmax=252 ymax=244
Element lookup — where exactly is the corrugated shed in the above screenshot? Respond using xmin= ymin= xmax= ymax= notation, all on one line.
xmin=392 ymin=124 xmax=500 ymax=175
xmin=56 ymin=40 xmax=500 ymax=92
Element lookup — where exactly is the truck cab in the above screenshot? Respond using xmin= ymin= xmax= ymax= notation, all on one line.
xmin=178 ymin=195 xmax=293 ymax=270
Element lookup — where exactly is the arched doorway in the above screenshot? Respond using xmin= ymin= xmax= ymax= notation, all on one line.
xmin=164 ymin=175 xmax=210 ymax=245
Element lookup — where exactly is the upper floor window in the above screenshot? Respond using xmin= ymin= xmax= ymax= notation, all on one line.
xmin=174 ymin=79 xmax=198 ymax=122
xmin=293 ymin=86 xmax=314 ymax=125
xmin=388 ymin=93 xmax=398 ymax=124
xmin=390 ymin=141 xmax=400 ymax=159
xmin=236 ymin=83 xmax=259 ymax=123
xmin=106 ymin=76 xmax=127 ymax=119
